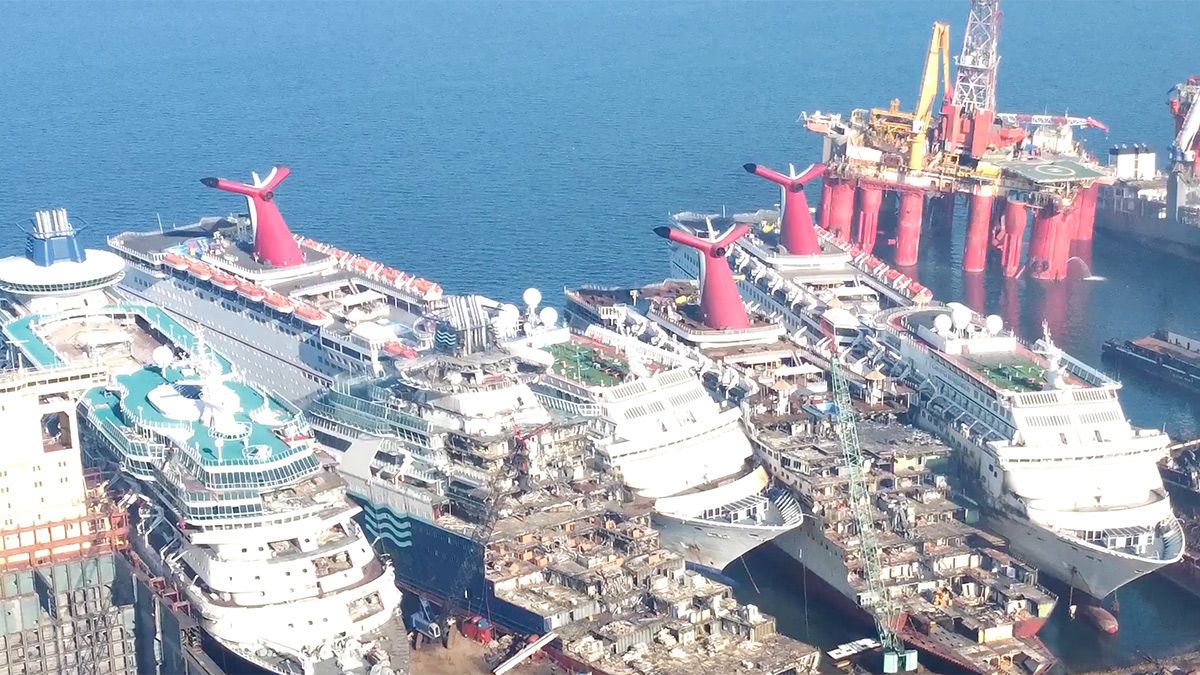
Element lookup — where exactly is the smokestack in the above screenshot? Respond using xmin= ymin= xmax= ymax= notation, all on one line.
xmin=654 ymin=225 xmax=751 ymax=330
xmin=201 ymin=166 xmax=305 ymax=267
xmin=743 ymin=163 xmax=826 ymax=255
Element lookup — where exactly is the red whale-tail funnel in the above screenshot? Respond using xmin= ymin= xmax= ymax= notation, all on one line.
xmin=654 ymin=224 xmax=751 ymax=330
xmin=201 ymin=166 xmax=305 ymax=267
xmin=743 ymin=163 xmax=826 ymax=255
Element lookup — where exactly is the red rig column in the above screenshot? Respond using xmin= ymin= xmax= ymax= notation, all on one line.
xmin=653 ymin=225 xmax=751 ymax=330
xmin=743 ymin=163 xmax=825 ymax=255
xmin=1049 ymin=199 xmax=1081 ymax=280
xmin=1028 ymin=207 xmax=1066 ymax=281
xmin=820 ymin=178 xmax=855 ymax=242
xmin=202 ymin=166 xmax=305 ymax=267
xmin=962 ymin=193 xmax=995 ymax=273
xmin=854 ymin=184 xmax=884 ymax=253
xmin=1000 ymin=199 xmax=1028 ymax=278
xmin=894 ymin=189 xmax=925 ymax=267
xmin=1072 ymin=184 xmax=1099 ymax=242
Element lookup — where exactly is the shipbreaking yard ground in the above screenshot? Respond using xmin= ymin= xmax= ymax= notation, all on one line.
xmin=1082 ymin=650 xmax=1200 ymax=675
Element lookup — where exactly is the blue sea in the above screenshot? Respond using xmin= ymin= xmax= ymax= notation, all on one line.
xmin=3 ymin=1 xmax=1200 ymax=671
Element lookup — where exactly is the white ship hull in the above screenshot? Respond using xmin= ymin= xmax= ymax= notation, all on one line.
xmin=652 ymin=512 xmax=794 ymax=574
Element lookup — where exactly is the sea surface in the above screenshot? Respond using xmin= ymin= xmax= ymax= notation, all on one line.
xmin=3 ymin=1 xmax=1200 ymax=671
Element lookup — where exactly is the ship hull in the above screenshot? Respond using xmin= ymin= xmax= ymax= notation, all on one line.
xmin=1101 ymin=339 xmax=1200 ymax=395
xmin=1095 ymin=208 xmax=1200 ymax=262
xmin=652 ymin=512 xmax=793 ymax=574
xmin=772 ymin=525 xmax=1053 ymax=675
xmin=919 ymin=409 xmax=1174 ymax=601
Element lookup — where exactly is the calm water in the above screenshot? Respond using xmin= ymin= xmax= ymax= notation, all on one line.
xmin=3 ymin=1 xmax=1200 ymax=671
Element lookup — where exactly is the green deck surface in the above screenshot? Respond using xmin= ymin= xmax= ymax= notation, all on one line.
xmin=973 ymin=361 xmax=1046 ymax=393
xmin=547 ymin=341 xmax=629 ymax=388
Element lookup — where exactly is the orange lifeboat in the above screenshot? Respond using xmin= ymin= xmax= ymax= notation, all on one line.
xmin=354 ymin=257 xmax=373 ymax=272
xmin=163 ymin=252 xmax=190 ymax=270
xmin=380 ymin=267 xmax=400 ymax=282
xmin=295 ymin=304 xmax=329 ymax=326
xmin=412 ymin=278 xmax=431 ymax=293
xmin=237 ymin=282 xmax=266 ymax=301
xmin=187 ymin=261 xmax=212 ymax=281
xmin=384 ymin=341 xmax=417 ymax=359
xmin=884 ymin=269 xmax=902 ymax=282
xmin=210 ymin=271 xmax=238 ymax=291
xmin=264 ymin=292 xmax=294 ymax=314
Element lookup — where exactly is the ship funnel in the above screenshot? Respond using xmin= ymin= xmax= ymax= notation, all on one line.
xmin=743 ymin=162 xmax=826 ymax=256
xmin=201 ymin=166 xmax=305 ymax=267
xmin=26 ymin=208 xmax=85 ymax=266
xmin=654 ymin=224 xmax=751 ymax=330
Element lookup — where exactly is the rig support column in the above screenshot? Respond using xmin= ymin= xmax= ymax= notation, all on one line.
xmin=820 ymin=178 xmax=855 ymax=242
xmin=962 ymin=193 xmax=994 ymax=273
xmin=894 ymin=190 xmax=925 ymax=267
xmin=743 ymin=163 xmax=826 ymax=255
xmin=1000 ymin=199 xmax=1028 ymax=278
xmin=1072 ymin=184 xmax=1099 ymax=242
xmin=854 ymin=184 xmax=884 ymax=253
xmin=1029 ymin=207 xmax=1066 ymax=281
xmin=1049 ymin=199 xmax=1081 ymax=280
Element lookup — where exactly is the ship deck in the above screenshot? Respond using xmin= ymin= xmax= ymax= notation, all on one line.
xmin=547 ymin=334 xmax=645 ymax=388
xmin=1131 ymin=334 xmax=1200 ymax=366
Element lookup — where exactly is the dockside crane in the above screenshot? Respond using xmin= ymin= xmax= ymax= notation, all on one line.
xmin=435 ymin=422 xmax=551 ymax=647
xmin=829 ymin=357 xmax=917 ymax=673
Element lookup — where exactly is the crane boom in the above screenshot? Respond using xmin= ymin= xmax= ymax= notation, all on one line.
xmin=994 ymin=113 xmax=1109 ymax=132
xmin=829 ymin=358 xmax=908 ymax=667
xmin=909 ymin=22 xmax=952 ymax=170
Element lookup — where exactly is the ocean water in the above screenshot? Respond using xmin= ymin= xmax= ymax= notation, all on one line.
xmin=3 ymin=1 xmax=1200 ymax=671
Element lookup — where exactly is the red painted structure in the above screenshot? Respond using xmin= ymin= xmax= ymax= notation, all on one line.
xmin=819 ymin=178 xmax=855 ymax=242
xmin=1028 ymin=207 xmax=1066 ymax=281
xmin=854 ymin=184 xmax=884 ymax=252
xmin=894 ymin=190 xmax=925 ymax=267
xmin=743 ymin=163 xmax=825 ymax=255
xmin=962 ymin=194 xmax=994 ymax=273
xmin=201 ymin=166 xmax=305 ymax=267
xmin=999 ymin=199 xmax=1028 ymax=278
xmin=653 ymin=225 xmax=751 ymax=330
xmin=1072 ymin=185 xmax=1099 ymax=242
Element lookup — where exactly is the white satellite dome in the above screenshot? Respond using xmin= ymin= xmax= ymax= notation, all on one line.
xmin=947 ymin=303 xmax=972 ymax=331
xmin=522 ymin=287 xmax=542 ymax=309
xmin=538 ymin=306 xmax=558 ymax=327
xmin=500 ymin=303 xmax=520 ymax=320
xmin=447 ymin=371 xmax=464 ymax=386
xmin=152 ymin=345 xmax=175 ymax=370
xmin=933 ymin=313 xmax=953 ymax=335
xmin=985 ymin=314 xmax=1004 ymax=335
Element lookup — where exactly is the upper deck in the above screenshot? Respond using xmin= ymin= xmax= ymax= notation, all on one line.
xmin=883 ymin=306 xmax=1115 ymax=397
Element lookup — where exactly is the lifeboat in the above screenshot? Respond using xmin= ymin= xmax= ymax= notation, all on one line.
xmin=237 ymin=282 xmax=266 ymax=301
xmin=380 ymin=267 xmax=400 ymax=282
xmin=412 ymin=278 xmax=432 ymax=293
xmin=210 ymin=272 xmax=238 ymax=291
xmin=295 ymin=304 xmax=330 ymax=326
xmin=264 ymin=293 xmax=294 ymax=314
xmin=384 ymin=341 xmax=417 ymax=359
xmin=884 ymin=269 xmax=902 ymax=282
xmin=893 ymin=275 xmax=910 ymax=289
xmin=163 ymin=252 xmax=190 ymax=270
xmin=354 ymin=257 xmax=373 ymax=272
xmin=187 ymin=261 xmax=212 ymax=281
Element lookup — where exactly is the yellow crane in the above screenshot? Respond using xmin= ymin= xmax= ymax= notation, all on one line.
xmin=909 ymin=22 xmax=951 ymax=170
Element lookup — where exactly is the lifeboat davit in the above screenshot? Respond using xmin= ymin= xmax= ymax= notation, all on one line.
xmin=187 ymin=261 xmax=212 ymax=281
xmin=237 ymin=282 xmax=266 ymax=301
xmin=295 ymin=304 xmax=329 ymax=326
xmin=264 ymin=293 xmax=294 ymax=314
xmin=163 ymin=252 xmax=190 ymax=270
xmin=210 ymin=272 xmax=238 ymax=291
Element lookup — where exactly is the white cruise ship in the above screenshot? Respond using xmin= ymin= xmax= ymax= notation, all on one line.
xmin=875 ymin=306 xmax=1183 ymax=600
xmin=659 ymin=181 xmax=1185 ymax=601
xmin=0 ymin=208 xmax=408 ymax=675
xmin=534 ymin=313 xmax=803 ymax=573
xmin=109 ymin=166 xmax=444 ymax=404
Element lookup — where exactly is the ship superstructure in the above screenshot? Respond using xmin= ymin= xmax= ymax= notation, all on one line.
xmin=0 ymin=208 xmax=409 ymax=675
xmin=1096 ymin=77 xmax=1200 ymax=260
xmin=876 ymin=305 xmax=1184 ymax=600
xmin=305 ymin=295 xmax=821 ymax=674
xmin=535 ymin=313 xmax=804 ymax=572
xmin=109 ymin=166 xmax=443 ymax=403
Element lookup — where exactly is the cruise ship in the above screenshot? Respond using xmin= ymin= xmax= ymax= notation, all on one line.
xmin=109 ymin=166 xmax=444 ymax=403
xmin=658 ymin=171 xmax=1185 ymax=602
xmin=536 ymin=308 xmax=804 ymax=572
xmin=0 ymin=208 xmax=409 ymax=675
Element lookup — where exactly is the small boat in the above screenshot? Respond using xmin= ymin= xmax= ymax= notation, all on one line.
xmin=210 ymin=272 xmax=239 ymax=291
xmin=380 ymin=268 xmax=399 ymax=282
xmin=354 ymin=257 xmax=373 ymax=272
xmin=264 ymin=293 xmax=294 ymax=314
xmin=187 ymin=261 xmax=212 ymax=281
xmin=237 ymin=282 xmax=266 ymax=301
xmin=295 ymin=304 xmax=330 ymax=326
xmin=163 ymin=252 xmax=190 ymax=270
xmin=1075 ymin=605 xmax=1118 ymax=634
xmin=384 ymin=341 xmax=417 ymax=359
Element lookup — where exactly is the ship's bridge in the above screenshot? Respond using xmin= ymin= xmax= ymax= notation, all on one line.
xmin=0 ymin=209 xmax=124 ymax=300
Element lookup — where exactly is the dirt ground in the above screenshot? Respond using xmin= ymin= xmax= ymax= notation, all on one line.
xmin=408 ymin=634 xmax=561 ymax=675
xmin=1081 ymin=651 xmax=1200 ymax=675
